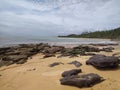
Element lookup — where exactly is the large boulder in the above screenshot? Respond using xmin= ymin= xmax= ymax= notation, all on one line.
xmin=62 ymin=69 xmax=82 ymax=77
xmin=60 ymin=73 xmax=104 ymax=88
xmin=86 ymin=55 xmax=120 ymax=69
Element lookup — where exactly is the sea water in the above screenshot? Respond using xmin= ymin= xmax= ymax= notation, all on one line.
xmin=0 ymin=36 xmax=117 ymax=47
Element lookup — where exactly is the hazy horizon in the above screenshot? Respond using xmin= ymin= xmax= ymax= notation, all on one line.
xmin=0 ymin=0 xmax=120 ymax=36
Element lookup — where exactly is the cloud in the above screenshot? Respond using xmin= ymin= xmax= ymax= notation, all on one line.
xmin=0 ymin=0 xmax=120 ymax=36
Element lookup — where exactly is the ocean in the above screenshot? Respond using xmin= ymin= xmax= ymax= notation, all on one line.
xmin=0 ymin=36 xmax=117 ymax=47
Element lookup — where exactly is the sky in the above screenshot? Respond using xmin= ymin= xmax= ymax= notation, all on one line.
xmin=0 ymin=0 xmax=120 ymax=36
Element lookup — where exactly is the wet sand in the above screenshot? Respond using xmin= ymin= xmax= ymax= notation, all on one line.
xmin=0 ymin=44 xmax=120 ymax=90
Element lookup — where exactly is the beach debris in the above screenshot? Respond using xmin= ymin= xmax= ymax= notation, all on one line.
xmin=49 ymin=62 xmax=64 ymax=67
xmin=62 ymin=69 xmax=82 ymax=77
xmin=60 ymin=73 xmax=104 ymax=88
xmin=86 ymin=55 xmax=120 ymax=69
xmin=68 ymin=61 xmax=82 ymax=67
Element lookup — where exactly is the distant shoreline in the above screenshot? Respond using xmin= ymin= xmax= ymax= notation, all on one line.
xmin=58 ymin=27 xmax=120 ymax=40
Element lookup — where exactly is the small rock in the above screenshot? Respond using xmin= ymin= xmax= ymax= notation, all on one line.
xmin=49 ymin=62 xmax=64 ymax=67
xmin=68 ymin=61 xmax=82 ymax=67
xmin=62 ymin=69 xmax=82 ymax=77
xmin=43 ymin=54 xmax=55 ymax=58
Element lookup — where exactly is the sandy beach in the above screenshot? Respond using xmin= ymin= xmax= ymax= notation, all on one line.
xmin=0 ymin=43 xmax=120 ymax=90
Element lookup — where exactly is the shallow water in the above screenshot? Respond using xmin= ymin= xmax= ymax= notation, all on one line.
xmin=0 ymin=36 xmax=117 ymax=47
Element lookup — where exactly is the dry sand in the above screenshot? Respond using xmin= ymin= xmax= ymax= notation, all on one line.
xmin=0 ymin=44 xmax=120 ymax=90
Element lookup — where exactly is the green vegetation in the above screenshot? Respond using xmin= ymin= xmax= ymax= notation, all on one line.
xmin=59 ymin=27 xmax=120 ymax=40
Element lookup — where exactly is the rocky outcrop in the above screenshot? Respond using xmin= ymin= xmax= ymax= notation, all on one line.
xmin=86 ymin=55 xmax=120 ymax=69
xmin=68 ymin=61 xmax=82 ymax=67
xmin=60 ymin=72 xmax=104 ymax=88
xmin=0 ymin=43 xmax=116 ymax=67
xmin=59 ymin=45 xmax=100 ymax=57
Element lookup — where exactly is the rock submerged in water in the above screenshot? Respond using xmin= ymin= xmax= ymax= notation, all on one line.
xmin=60 ymin=73 xmax=104 ymax=88
xmin=62 ymin=69 xmax=82 ymax=77
xmin=86 ymin=55 xmax=120 ymax=69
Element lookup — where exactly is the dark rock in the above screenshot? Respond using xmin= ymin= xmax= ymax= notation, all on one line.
xmin=4 ymin=50 xmax=21 ymax=55
xmin=16 ymin=59 xmax=27 ymax=64
xmin=0 ymin=47 xmax=11 ymax=51
xmin=0 ymin=55 xmax=28 ymax=66
xmin=0 ymin=60 xmax=14 ymax=67
xmin=60 ymin=47 xmax=85 ymax=57
xmin=43 ymin=54 xmax=55 ymax=58
xmin=62 ymin=69 xmax=82 ymax=77
xmin=73 ymin=45 xmax=100 ymax=52
xmin=60 ymin=73 xmax=104 ymax=88
xmin=49 ymin=62 xmax=64 ymax=67
xmin=2 ymin=55 xmax=28 ymax=62
xmin=86 ymin=55 xmax=120 ymax=69
xmin=68 ymin=61 xmax=82 ymax=67
xmin=0 ymin=47 xmax=11 ymax=54
xmin=102 ymin=47 xmax=114 ymax=52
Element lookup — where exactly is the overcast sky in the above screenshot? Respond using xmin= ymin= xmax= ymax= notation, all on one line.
xmin=0 ymin=0 xmax=120 ymax=36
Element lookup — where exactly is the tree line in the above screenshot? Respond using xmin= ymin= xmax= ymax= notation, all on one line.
xmin=58 ymin=27 xmax=120 ymax=40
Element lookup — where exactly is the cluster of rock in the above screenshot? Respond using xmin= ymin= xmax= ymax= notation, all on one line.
xmin=0 ymin=43 xmax=116 ymax=67
xmin=60 ymin=69 xmax=104 ymax=88
xmin=59 ymin=45 xmax=100 ymax=57
xmin=86 ymin=55 xmax=120 ymax=69
xmin=0 ymin=43 xmax=103 ymax=67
